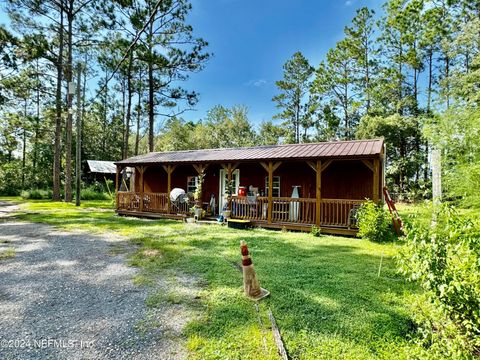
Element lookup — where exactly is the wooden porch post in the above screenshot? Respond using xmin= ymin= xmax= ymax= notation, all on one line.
xmin=260 ymin=161 xmax=281 ymax=224
xmin=162 ymin=164 xmax=176 ymax=214
xmin=268 ymin=162 xmax=273 ymax=223
xmin=136 ymin=166 xmax=145 ymax=212
xmin=115 ymin=165 xmax=121 ymax=209
xmin=307 ymin=160 xmax=324 ymax=227
xmin=316 ymin=160 xmax=322 ymax=227
xmin=373 ymin=158 xmax=380 ymax=203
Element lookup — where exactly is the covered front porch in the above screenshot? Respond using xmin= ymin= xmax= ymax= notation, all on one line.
xmin=115 ymin=156 xmax=383 ymax=235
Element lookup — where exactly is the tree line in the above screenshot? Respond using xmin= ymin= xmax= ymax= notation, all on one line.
xmin=0 ymin=0 xmax=209 ymax=199
xmin=1 ymin=0 xmax=479 ymax=204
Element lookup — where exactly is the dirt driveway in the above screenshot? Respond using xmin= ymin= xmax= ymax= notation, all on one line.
xmin=0 ymin=201 xmax=188 ymax=360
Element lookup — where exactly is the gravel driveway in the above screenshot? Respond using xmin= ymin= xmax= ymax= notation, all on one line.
xmin=0 ymin=201 xmax=190 ymax=360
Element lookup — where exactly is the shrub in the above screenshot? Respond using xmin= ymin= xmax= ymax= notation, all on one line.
xmin=21 ymin=189 xmax=53 ymax=200
xmin=80 ymin=187 xmax=110 ymax=200
xmin=397 ymin=206 xmax=480 ymax=357
xmin=311 ymin=225 xmax=321 ymax=237
xmin=0 ymin=161 xmax=22 ymax=196
xmin=356 ymin=200 xmax=394 ymax=242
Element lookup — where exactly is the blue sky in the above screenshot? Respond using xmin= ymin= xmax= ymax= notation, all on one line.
xmin=0 ymin=0 xmax=385 ymax=127
xmin=185 ymin=0 xmax=385 ymax=126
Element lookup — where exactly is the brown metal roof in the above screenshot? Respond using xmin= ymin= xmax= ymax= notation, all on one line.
xmin=115 ymin=139 xmax=384 ymax=166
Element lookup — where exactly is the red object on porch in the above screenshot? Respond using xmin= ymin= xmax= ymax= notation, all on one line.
xmin=383 ymin=187 xmax=403 ymax=235
xmin=238 ymin=186 xmax=247 ymax=196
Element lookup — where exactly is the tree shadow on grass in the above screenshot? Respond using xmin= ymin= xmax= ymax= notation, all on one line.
xmin=153 ymin=228 xmax=420 ymax=358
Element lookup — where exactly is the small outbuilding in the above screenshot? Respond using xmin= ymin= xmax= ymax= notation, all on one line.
xmin=114 ymin=139 xmax=385 ymax=235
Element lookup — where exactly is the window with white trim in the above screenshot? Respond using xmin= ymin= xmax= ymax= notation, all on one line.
xmin=187 ymin=176 xmax=198 ymax=194
xmin=265 ymin=176 xmax=280 ymax=197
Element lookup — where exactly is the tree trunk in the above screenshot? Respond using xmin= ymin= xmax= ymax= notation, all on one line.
xmin=64 ymin=8 xmax=74 ymax=202
xmin=75 ymin=63 xmax=82 ymax=206
xmin=148 ymin=21 xmax=155 ymax=152
xmin=53 ymin=7 xmax=64 ymax=201
xmin=22 ymin=98 xmax=27 ymax=189
xmin=103 ymin=70 xmax=108 ymax=156
xmin=33 ymin=59 xmax=40 ymax=186
xmin=135 ymin=76 xmax=142 ymax=156
xmin=445 ymin=56 xmax=450 ymax=109
xmin=398 ymin=44 xmax=403 ymax=116
xmin=121 ymin=77 xmax=126 ymax=157
xmin=427 ymin=48 xmax=433 ymax=113
xmin=124 ymin=50 xmax=133 ymax=159
xmin=365 ymin=42 xmax=370 ymax=113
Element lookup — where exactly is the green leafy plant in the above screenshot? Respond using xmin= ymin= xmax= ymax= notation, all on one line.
xmin=397 ymin=206 xmax=480 ymax=357
xmin=311 ymin=225 xmax=322 ymax=237
xmin=356 ymin=200 xmax=394 ymax=242
xmin=21 ymin=189 xmax=53 ymax=200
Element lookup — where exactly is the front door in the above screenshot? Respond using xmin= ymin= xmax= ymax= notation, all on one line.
xmin=219 ymin=169 xmax=240 ymax=212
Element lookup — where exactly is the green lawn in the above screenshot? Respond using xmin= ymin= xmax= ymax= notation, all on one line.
xmin=3 ymin=197 xmax=424 ymax=359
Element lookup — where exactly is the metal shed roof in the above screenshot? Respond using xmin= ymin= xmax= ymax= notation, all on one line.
xmin=87 ymin=160 xmax=117 ymax=174
xmin=115 ymin=139 xmax=384 ymax=166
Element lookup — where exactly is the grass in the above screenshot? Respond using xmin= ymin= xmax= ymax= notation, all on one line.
xmin=0 ymin=247 xmax=16 ymax=260
xmin=2 ymin=197 xmax=426 ymax=359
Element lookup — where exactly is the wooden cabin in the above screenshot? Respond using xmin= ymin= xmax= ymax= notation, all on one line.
xmin=114 ymin=139 xmax=385 ymax=235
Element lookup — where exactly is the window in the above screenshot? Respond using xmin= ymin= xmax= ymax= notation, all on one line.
xmin=265 ymin=176 xmax=280 ymax=197
xmin=187 ymin=176 xmax=198 ymax=194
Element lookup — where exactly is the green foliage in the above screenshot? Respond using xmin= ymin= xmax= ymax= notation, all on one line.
xmin=0 ymin=160 xmax=22 ymax=196
xmin=80 ymin=188 xmax=110 ymax=201
xmin=272 ymin=51 xmax=314 ymax=143
xmin=310 ymin=225 xmax=321 ymax=237
xmin=357 ymin=114 xmax=424 ymax=198
xmin=397 ymin=207 xmax=480 ymax=357
xmin=356 ymin=200 xmax=394 ymax=242
xmin=21 ymin=189 xmax=52 ymax=200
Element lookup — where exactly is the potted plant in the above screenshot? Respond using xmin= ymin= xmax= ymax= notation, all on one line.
xmin=223 ymin=179 xmax=234 ymax=219
xmin=193 ymin=173 xmax=205 ymax=220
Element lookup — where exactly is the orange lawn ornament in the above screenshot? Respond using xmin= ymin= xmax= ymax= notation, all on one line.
xmin=240 ymin=240 xmax=269 ymax=301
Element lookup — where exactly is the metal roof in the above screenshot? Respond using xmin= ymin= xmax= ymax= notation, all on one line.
xmin=87 ymin=160 xmax=117 ymax=174
xmin=115 ymin=139 xmax=384 ymax=166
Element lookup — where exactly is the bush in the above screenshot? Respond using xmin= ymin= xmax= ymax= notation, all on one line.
xmin=311 ymin=225 xmax=321 ymax=237
xmin=397 ymin=206 xmax=480 ymax=357
xmin=21 ymin=189 xmax=53 ymax=200
xmin=0 ymin=161 xmax=22 ymax=196
xmin=80 ymin=187 xmax=111 ymax=200
xmin=356 ymin=200 xmax=394 ymax=242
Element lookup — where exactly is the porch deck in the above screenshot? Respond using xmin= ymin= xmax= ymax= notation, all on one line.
xmin=116 ymin=191 xmax=363 ymax=235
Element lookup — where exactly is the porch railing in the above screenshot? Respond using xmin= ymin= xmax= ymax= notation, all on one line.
xmin=321 ymin=198 xmax=363 ymax=228
xmin=118 ymin=191 xmax=191 ymax=215
xmin=231 ymin=196 xmax=363 ymax=228
xmin=117 ymin=191 xmax=140 ymax=212
xmin=143 ymin=192 xmax=168 ymax=213
xmin=118 ymin=191 xmax=365 ymax=228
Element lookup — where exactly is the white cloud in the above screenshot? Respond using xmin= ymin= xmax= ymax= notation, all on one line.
xmin=246 ymin=79 xmax=267 ymax=87
xmin=345 ymin=0 xmax=354 ymax=6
